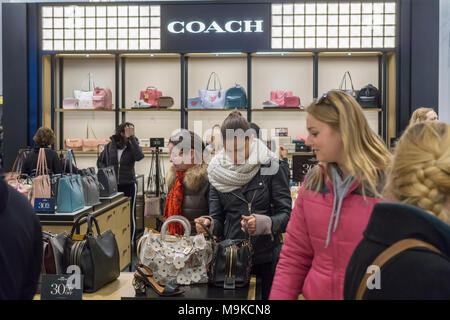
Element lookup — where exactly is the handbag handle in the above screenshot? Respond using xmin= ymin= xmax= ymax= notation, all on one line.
xmin=80 ymin=72 xmax=96 ymax=92
xmin=86 ymin=214 xmax=101 ymax=236
xmin=146 ymin=86 xmax=158 ymax=90
xmin=206 ymin=72 xmax=222 ymax=91
xmin=70 ymin=212 xmax=89 ymax=237
xmin=36 ymin=148 xmax=49 ymax=177
xmin=198 ymin=222 xmax=218 ymax=242
xmin=64 ymin=149 xmax=74 ymax=175
xmin=339 ymin=71 xmax=355 ymax=92
xmin=86 ymin=122 xmax=98 ymax=140
xmin=160 ymin=216 xmax=191 ymax=241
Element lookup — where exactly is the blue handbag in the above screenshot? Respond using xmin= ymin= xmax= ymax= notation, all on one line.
xmin=187 ymin=97 xmax=204 ymax=109
xmin=225 ymin=84 xmax=247 ymax=109
xmin=57 ymin=150 xmax=85 ymax=213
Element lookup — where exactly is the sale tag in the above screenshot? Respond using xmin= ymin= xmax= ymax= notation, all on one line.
xmin=34 ymin=198 xmax=55 ymax=213
xmin=41 ymin=274 xmax=83 ymax=300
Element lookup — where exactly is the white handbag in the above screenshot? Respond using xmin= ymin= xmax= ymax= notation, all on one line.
xmin=199 ymin=72 xmax=226 ymax=109
xmin=74 ymin=73 xmax=95 ymax=109
xmin=137 ymin=216 xmax=213 ymax=286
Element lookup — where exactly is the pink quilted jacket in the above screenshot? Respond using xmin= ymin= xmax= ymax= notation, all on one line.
xmin=270 ymin=167 xmax=381 ymax=300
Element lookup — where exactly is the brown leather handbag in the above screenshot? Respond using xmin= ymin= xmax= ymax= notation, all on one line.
xmin=158 ymin=96 xmax=174 ymax=108
xmin=355 ymin=238 xmax=443 ymax=300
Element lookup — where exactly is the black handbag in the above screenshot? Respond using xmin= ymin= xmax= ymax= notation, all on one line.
xmin=63 ymin=213 xmax=120 ymax=293
xmin=200 ymin=222 xmax=253 ymax=289
xmin=98 ymin=166 xmax=118 ymax=197
xmin=357 ymin=84 xmax=380 ymax=108
xmin=80 ymin=168 xmax=101 ymax=206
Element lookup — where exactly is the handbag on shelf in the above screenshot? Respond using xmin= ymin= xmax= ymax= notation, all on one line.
xmin=59 ymin=149 xmax=80 ymax=174
xmin=199 ymin=222 xmax=253 ymax=289
xmin=74 ymin=73 xmax=95 ymax=109
xmin=97 ymin=144 xmax=118 ymax=197
xmin=65 ymin=139 xmax=83 ymax=151
xmin=80 ymin=168 xmax=101 ymax=206
xmin=92 ymin=87 xmax=113 ymax=110
xmin=199 ymin=72 xmax=226 ymax=109
xmin=62 ymin=98 xmax=80 ymax=110
xmin=137 ymin=216 xmax=213 ymax=286
xmin=158 ymin=96 xmax=174 ymax=108
xmin=144 ymin=149 xmax=166 ymax=217
xmin=187 ymin=97 xmax=203 ymax=109
xmin=82 ymin=124 xmax=111 ymax=152
xmin=338 ymin=71 xmax=359 ymax=98
xmin=270 ymin=90 xmax=293 ymax=106
xmin=283 ymin=96 xmax=301 ymax=108
xmin=63 ymin=213 xmax=120 ymax=293
xmin=225 ymin=84 xmax=247 ymax=109
xmin=56 ymin=150 xmax=85 ymax=213
xmin=357 ymin=84 xmax=380 ymax=108
xmin=31 ymin=148 xmax=52 ymax=207
xmin=140 ymin=86 xmax=162 ymax=106
xmin=42 ymin=231 xmax=67 ymax=275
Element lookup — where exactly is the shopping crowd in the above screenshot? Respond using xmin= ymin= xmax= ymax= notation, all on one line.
xmin=0 ymin=91 xmax=449 ymax=300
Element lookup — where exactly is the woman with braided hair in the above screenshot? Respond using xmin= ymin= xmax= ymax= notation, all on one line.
xmin=344 ymin=121 xmax=450 ymax=299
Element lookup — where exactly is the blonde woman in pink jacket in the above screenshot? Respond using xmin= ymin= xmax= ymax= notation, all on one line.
xmin=269 ymin=90 xmax=390 ymax=300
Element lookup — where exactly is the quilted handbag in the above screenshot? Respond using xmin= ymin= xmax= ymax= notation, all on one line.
xmin=187 ymin=97 xmax=203 ymax=109
xmin=199 ymin=72 xmax=226 ymax=109
xmin=92 ymin=87 xmax=113 ymax=110
xmin=225 ymin=84 xmax=247 ymax=109
xmin=270 ymin=91 xmax=293 ymax=106
xmin=137 ymin=216 xmax=213 ymax=286
xmin=63 ymin=98 xmax=80 ymax=109
xmin=82 ymin=125 xmax=110 ymax=152
xmin=56 ymin=150 xmax=85 ymax=213
xmin=31 ymin=148 xmax=52 ymax=206
xmin=140 ymin=86 xmax=162 ymax=106
xmin=338 ymin=71 xmax=359 ymax=98
xmin=63 ymin=213 xmax=120 ymax=293
xmin=74 ymin=73 xmax=94 ymax=109
xmin=80 ymin=168 xmax=100 ymax=206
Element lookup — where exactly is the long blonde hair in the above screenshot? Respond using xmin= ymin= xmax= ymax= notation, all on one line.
xmin=383 ymin=122 xmax=450 ymax=221
xmin=409 ymin=107 xmax=435 ymax=126
xmin=305 ymin=90 xmax=390 ymax=197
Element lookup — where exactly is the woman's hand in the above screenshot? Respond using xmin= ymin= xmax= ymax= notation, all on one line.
xmin=241 ymin=215 xmax=256 ymax=234
xmin=278 ymin=145 xmax=288 ymax=159
xmin=195 ymin=217 xmax=211 ymax=235
xmin=124 ymin=125 xmax=135 ymax=138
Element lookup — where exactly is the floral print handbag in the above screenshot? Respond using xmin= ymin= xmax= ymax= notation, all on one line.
xmin=137 ymin=216 xmax=213 ymax=286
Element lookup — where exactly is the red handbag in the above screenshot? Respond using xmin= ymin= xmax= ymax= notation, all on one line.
xmin=283 ymin=96 xmax=300 ymax=107
xmin=140 ymin=86 xmax=162 ymax=106
xmin=270 ymin=91 xmax=293 ymax=105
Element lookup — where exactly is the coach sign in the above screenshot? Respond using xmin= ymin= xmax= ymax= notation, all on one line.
xmin=161 ymin=3 xmax=271 ymax=52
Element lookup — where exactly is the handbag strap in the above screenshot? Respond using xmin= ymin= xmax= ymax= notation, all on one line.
xmin=206 ymin=72 xmax=222 ymax=91
xmin=64 ymin=149 xmax=74 ymax=174
xmin=86 ymin=214 xmax=101 ymax=236
xmin=36 ymin=148 xmax=49 ymax=176
xmin=355 ymin=238 xmax=443 ymax=300
xmin=339 ymin=71 xmax=355 ymax=92
xmin=86 ymin=122 xmax=98 ymax=140
xmin=81 ymin=72 xmax=95 ymax=92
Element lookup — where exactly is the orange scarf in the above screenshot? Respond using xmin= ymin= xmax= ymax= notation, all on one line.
xmin=163 ymin=170 xmax=186 ymax=235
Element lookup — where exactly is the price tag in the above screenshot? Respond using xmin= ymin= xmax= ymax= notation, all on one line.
xmin=292 ymin=155 xmax=318 ymax=183
xmin=34 ymin=198 xmax=55 ymax=213
xmin=41 ymin=274 xmax=83 ymax=300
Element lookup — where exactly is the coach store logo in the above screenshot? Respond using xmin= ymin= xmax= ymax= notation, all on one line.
xmin=167 ymin=20 xmax=264 ymax=34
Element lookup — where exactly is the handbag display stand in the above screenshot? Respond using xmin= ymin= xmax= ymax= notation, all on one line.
xmin=145 ymin=143 xmax=166 ymax=232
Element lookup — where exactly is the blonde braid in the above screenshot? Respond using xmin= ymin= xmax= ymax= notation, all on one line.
xmin=384 ymin=122 xmax=450 ymax=222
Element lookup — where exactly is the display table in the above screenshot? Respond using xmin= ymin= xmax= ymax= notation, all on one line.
xmin=34 ymin=273 xmax=259 ymax=300
xmin=38 ymin=193 xmax=132 ymax=271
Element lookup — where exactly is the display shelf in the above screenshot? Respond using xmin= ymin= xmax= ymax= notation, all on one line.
xmin=185 ymin=52 xmax=247 ymax=58
xmin=56 ymin=108 xmax=116 ymax=112
xmin=120 ymin=53 xmax=180 ymax=59
xmin=318 ymin=51 xmax=383 ymax=57
xmin=185 ymin=108 xmax=240 ymax=112
xmin=120 ymin=108 xmax=180 ymax=112
xmin=252 ymin=108 xmax=305 ymax=112
xmin=251 ymin=52 xmax=314 ymax=57
xmin=55 ymin=53 xmax=115 ymax=59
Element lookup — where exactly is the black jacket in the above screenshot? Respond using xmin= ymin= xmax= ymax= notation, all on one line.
xmin=22 ymin=147 xmax=62 ymax=176
xmin=97 ymin=135 xmax=144 ymax=185
xmin=344 ymin=202 xmax=450 ymax=300
xmin=0 ymin=177 xmax=43 ymax=299
xmin=209 ymin=160 xmax=292 ymax=265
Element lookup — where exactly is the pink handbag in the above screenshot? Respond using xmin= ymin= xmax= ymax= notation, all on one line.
xmin=65 ymin=139 xmax=83 ymax=151
xmin=284 ymin=96 xmax=301 ymax=107
xmin=31 ymin=148 xmax=51 ymax=206
xmin=92 ymin=87 xmax=113 ymax=109
xmin=270 ymin=91 xmax=293 ymax=106
xmin=63 ymin=98 xmax=80 ymax=109
xmin=82 ymin=124 xmax=110 ymax=152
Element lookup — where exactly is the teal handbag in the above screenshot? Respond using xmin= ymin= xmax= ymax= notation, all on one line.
xmin=57 ymin=150 xmax=85 ymax=213
xmin=224 ymin=84 xmax=247 ymax=109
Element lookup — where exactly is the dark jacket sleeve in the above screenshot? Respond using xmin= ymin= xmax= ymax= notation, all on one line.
xmin=21 ymin=153 xmax=33 ymax=176
xmin=209 ymin=185 xmax=225 ymax=238
xmin=128 ymin=136 xmax=144 ymax=162
xmin=21 ymin=215 xmax=43 ymax=299
xmin=269 ymin=160 xmax=292 ymax=234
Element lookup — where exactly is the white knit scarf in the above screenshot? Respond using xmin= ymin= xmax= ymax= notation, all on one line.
xmin=207 ymin=138 xmax=278 ymax=193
